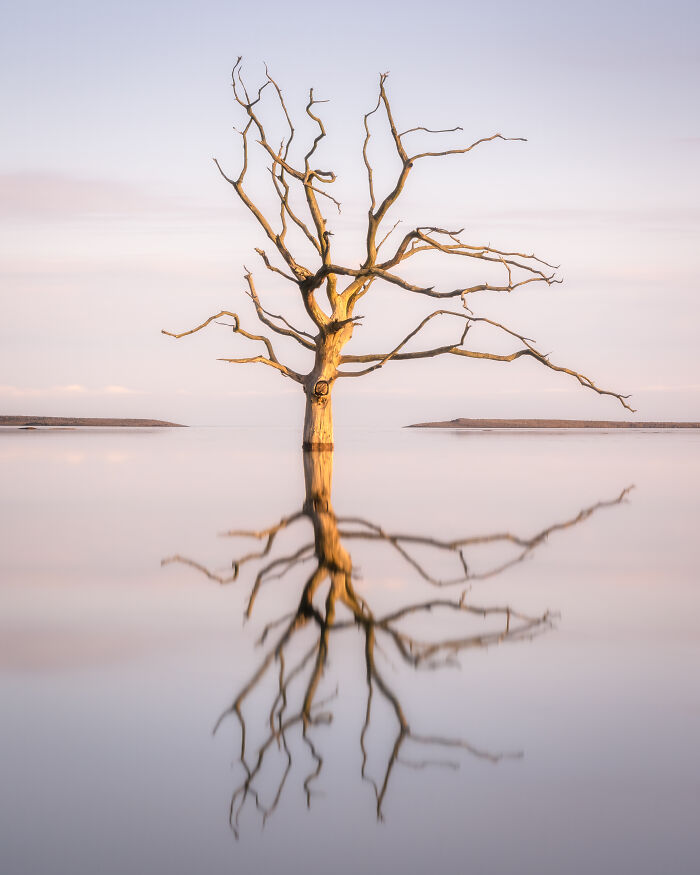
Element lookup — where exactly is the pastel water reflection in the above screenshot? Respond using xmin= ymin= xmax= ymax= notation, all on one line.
xmin=1 ymin=427 xmax=698 ymax=874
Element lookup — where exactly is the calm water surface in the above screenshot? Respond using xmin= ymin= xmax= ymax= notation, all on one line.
xmin=1 ymin=427 xmax=699 ymax=874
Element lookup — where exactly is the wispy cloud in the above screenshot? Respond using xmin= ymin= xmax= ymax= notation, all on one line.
xmin=0 ymin=173 xmax=226 ymax=222
xmin=0 ymin=173 xmax=165 ymax=221
xmin=174 ymin=387 xmax=295 ymax=398
xmin=355 ymin=384 xmax=575 ymax=398
xmin=635 ymin=384 xmax=700 ymax=393
xmin=471 ymin=206 xmax=700 ymax=228
xmin=0 ymin=384 xmax=142 ymax=397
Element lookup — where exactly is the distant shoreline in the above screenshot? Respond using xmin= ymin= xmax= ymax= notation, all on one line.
xmin=0 ymin=416 xmax=185 ymax=428
xmin=408 ymin=418 xmax=700 ymax=430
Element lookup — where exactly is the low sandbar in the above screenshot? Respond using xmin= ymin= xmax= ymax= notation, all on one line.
xmin=408 ymin=418 xmax=700 ymax=429
xmin=1 ymin=416 xmax=185 ymax=428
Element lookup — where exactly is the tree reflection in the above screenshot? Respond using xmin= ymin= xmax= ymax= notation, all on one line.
xmin=163 ymin=451 xmax=631 ymax=837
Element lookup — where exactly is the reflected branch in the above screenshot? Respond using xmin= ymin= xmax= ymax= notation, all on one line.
xmin=338 ymin=485 xmax=633 ymax=587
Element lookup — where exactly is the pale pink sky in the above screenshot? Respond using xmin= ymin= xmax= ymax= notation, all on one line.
xmin=1 ymin=0 xmax=698 ymax=426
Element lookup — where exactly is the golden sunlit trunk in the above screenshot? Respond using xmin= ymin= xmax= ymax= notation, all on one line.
xmin=303 ymin=388 xmax=334 ymax=450
xmin=302 ymin=326 xmax=350 ymax=450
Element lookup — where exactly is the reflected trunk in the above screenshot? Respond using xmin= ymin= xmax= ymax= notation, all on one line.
xmin=303 ymin=450 xmax=351 ymax=576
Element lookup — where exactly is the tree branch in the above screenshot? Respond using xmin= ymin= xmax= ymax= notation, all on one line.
xmin=337 ymin=309 xmax=634 ymax=411
xmin=244 ymin=267 xmax=317 ymax=350
xmin=338 ymin=309 xmax=457 ymax=376
xmin=162 ymin=309 xmax=305 ymax=383
xmin=302 ymin=88 xmax=335 ymax=266
xmin=217 ymin=354 xmax=304 ymax=382
xmin=409 ymin=132 xmax=526 ymax=162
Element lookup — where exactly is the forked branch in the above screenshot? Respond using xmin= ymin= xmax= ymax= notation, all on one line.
xmin=337 ymin=309 xmax=634 ymax=411
xmin=162 ymin=309 xmax=305 ymax=383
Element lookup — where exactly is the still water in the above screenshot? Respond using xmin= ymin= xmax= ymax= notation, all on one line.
xmin=1 ymin=426 xmax=699 ymax=874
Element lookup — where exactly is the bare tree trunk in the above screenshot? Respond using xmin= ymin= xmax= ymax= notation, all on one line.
xmin=303 ymin=388 xmax=333 ymax=450
xmin=302 ymin=327 xmax=350 ymax=450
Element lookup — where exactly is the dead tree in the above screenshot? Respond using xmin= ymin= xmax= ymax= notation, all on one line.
xmin=162 ymin=451 xmax=632 ymax=835
xmin=163 ymin=59 xmax=633 ymax=448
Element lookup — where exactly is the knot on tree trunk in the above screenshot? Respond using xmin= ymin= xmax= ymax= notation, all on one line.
xmin=314 ymin=380 xmax=329 ymax=397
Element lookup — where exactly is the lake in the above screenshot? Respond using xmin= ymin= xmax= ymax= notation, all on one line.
xmin=1 ymin=426 xmax=699 ymax=874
